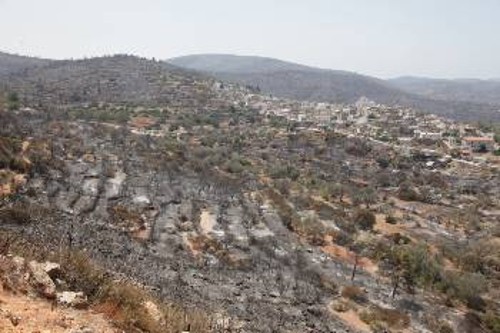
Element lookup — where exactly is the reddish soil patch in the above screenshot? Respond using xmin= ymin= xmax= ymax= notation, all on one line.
xmin=130 ymin=116 xmax=157 ymax=129
xmin=321 ymin=237 xmax=378 ymax=275
xmin=329 ymin=306 xmax=371 ymax=333
xmin=0 ymin=287 xmax=118 ymax=332
xmin=374 ymin=214 xmax=404 ymax=235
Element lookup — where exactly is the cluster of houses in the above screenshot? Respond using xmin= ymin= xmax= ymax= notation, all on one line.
xmin=219 ymin=85 xmax=499 ymax=156
xmin=462 ymin=136 xmax=496 ymax=152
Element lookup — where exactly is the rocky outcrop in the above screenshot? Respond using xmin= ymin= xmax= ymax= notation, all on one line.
xmin=27 ymin=260 xmax=57 ymax=299
xmin=1 ymin=255 xmax=89 ymax=309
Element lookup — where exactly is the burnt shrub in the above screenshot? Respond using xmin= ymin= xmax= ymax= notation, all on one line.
xmin=0 ymin=203 xmax=34 ymax=225
xmin=385 ymin=214 xmax=397 ymax=224
xmin=345 ymin=138 xmax=372 ymax=157
xmin=376 ymin=156 xmax=390 ymax=169
xmin=274 ymin=179 xmax=291 ymax=196
xmin=397 ymin=182 xmax=421 ymax=201
xmin=353 ymin=209 xmax=376 ymax=231
xmin=360 ymin=305 xmax=410 ymax=330
xmin=58 ymin=251 xmax=109 ymax=301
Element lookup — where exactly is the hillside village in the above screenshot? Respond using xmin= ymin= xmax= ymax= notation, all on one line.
xmin=101 ymin=79 xmax=500 ymax=166
xmin=234 ymin=89 xmax=499 ymax=154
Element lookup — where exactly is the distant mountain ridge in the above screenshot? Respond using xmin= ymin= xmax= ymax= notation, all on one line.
xmin=168 ymin=54 xmax=401 ymax=104
xmin=168 ymin=54 xmax=321 ymax=74
xmin=168 ymin=54 xmax=500 ymax=122
xmin=388 ymin=76 xmax=500 ymax=105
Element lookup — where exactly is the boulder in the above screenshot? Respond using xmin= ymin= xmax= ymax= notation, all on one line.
xmin=143 ymin=300 xmax=163 ymax=324
xmin=133 ymin=195 xmax=151 ymax=206
xmin=43 ymin=262 xmax=61 ymax=279
xmin=27 ymin=260 xmax=56 ymax=299
xmin=0 ymin=256 xmax=30 ymax=292
xmin=57 ymin=291 xmax=88 ymax=309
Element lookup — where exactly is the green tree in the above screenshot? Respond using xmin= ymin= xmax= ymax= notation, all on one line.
xmin=384 ymin=243 xmax=442 ymax=298
xmin=7 ymin=92 xmax=20 ymax=111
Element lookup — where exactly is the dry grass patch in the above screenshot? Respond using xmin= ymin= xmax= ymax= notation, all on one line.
xmin=341 ymin=285 xmax=367 ymax=304
xmin=359 ymin=305 xmax=410 ymax=331
xmin=97 ymin=283 xmax=210 ymax=333
xmin=329 ymin=304 xmax=371 ymax=333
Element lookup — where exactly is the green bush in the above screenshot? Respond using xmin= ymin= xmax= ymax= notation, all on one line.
xmin=225 ymin=159 xmax=245 ymax=174
xmin=269 ymin=164 xmax=300 ymax=181
xmin=439 ymin=271 xmax=487 ymax=310
xmin=376 ymin=157 xmax=390 ymax=169
xmin=399 ymin=244 xmax=442 ymax=288
xmin=351 ymin=187 xmax=377 ymax=208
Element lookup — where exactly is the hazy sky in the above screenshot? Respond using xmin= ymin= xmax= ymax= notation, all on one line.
xmin=1 ymin=0 xmax=499 ymax=79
